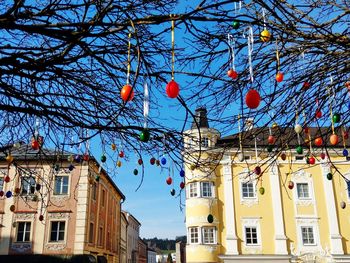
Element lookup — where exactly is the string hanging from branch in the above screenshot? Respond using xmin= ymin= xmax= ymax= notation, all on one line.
xmin=227 ymin=34 xmax=238 ymax=79
xmin=121 ymin=31 xmax=135 ymax=102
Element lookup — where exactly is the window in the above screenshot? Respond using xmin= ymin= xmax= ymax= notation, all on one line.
xmin=21 ymin=176 xmax=36 ymax=195
xmin=101 ymin=189 xmax=105 ymax=207
xmin=92 ymin=182 xmax=97 ymax=200
xmin=202 ymin=227 xmax=215 ymax=244
xmin=54 ymin=175 xmax=69 ymax=195
xmin=201 ymin=137 xmax=209 ymax=148
xmin=245 ymin=227 xmax=258 ymax=245
xmin=295 ymin=156 xmax=304 ymax=160
xmin=98 ymin=226 xmax=104 ymax=246
xmin=347 ymin=181 xmax=350 ymax=198
xmin=0 ymin=176 xmax=3 ymax=191
xmin=50 ymin=221 xmax=65 ymax=242
xmin=189 ymin=227 xmax=199 ymax=244
xmin=189 ymin=182 xmax=198 ymax=198
xmin=201 ymin=182 xmax=214 ymax=197
xmin=89 ymin=223 xmax=94 ymax=243
xmin=16 ymin=222 xmax=31 ymax=242
xmin=242 ymin=182 xmax=255 ymax=198
xmin=301 ymin=226 xmax=315 ymax=245
xmin=297 ymin=183 xmax=310 ymax=199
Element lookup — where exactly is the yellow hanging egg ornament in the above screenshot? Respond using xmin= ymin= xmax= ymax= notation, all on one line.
xmin=260 ymin=29 xmax=271 ymax=42
xmin=111 ymin=143 xmax=116 ymax=151
xmin=117 ymin=160 xmax=122 ymax=167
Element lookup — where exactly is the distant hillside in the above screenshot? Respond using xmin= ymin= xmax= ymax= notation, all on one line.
xmin=143 ymin=236 xmax=186 ymax=251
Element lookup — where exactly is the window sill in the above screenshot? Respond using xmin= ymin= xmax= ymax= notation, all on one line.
xmin=14 ymin=241 xmax=31 ymax=243
xmin=53 ymin=194 xmax=69 ymax=196
xmin=48 ymin=241 xmax=65 ymax=243
xmin=302 ymin=243 xmax=317 ymax=246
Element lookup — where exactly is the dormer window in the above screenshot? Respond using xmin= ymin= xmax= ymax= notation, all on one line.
xmin=201 ymin=137 xmax=209 ymax=148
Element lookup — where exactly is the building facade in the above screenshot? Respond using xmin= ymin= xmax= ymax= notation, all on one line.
xmin=0 ymin=144 xmax=125 ymax=263
xmin=183 ymin=108 xmax=350 ymax=262
xmin=147 ymin=247 xmax=156 ymax=263
xmin=123 ymin=211 xmax=141 ymax=263
xmin=120 ymin=212 xmax=128 ymax=263
xmin=138 ymin=238 xmax=147 ymax=263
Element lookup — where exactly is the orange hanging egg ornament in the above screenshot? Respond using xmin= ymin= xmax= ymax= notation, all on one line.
xmin=121 ymin=84 xmax=134 ymax=102
xmin=276 ymin=72 xmax=284 ymax=82
xmin=314 ymin=137 xmax=323 ymax=147
xmin=245 ymin=89 xmax=261 ymax=109
xmin=260 ymin=29 xmax=271 ymax=42
xmin=330 ymin=134 xmax=339 ymax=145
xmin=227 ymin=69 xmax=238 ymax=79
xmin=166 ymin=80 xmax=180 ymax=98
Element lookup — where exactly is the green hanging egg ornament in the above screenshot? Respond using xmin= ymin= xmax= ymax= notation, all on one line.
xmin=95 ymin=175 xmax=100 ymax=182
xmin=327 ymin=173 xmax=333 ymax=180
xmin=139 ymin=129 xmax=150 ymax=142
xmin=207 ymin=214 xmax=214 ymax=223
xmin=133 ymin=169 xmax=138 ymax=176
xmin=232 ymin=20 xmax=240 ymax=29
xmin=333 ymin=113 xmax=340 ymax=123
xmin=170 ymin=189 xmax=176 ymax=196
xmin=296 ymin=145 xmax=303 ymax=154
xmin=267 ymin=145 xmax=273 ymax=153
xmin=101 ymin=155 xmax=107 ymax=163
xmin=259 ymin=187 xmax=265 ymax=195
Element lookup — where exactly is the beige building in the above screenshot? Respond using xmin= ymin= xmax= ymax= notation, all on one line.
xmin=120 ymin=212 xmax=128 ymax=263
xmin=0 ymin=144 xmax=125 ymax=262
xmin=122 ymin=211 xmax=141 ymax=263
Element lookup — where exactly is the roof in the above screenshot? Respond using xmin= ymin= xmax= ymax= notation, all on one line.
xmin=217 ymin=126 xmax=346 ymax=149
xmin=0 ymin=143 xmax=125 ymax=201
xmin=122 ymin=210 xmax=142 ymax=226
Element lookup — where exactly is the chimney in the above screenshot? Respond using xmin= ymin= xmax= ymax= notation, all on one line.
xmin=191 ymin=107 xmax=209 ymax=129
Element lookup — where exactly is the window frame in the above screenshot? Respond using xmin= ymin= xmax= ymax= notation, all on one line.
xmin=49 ymin=221 xmax=66 ymax=242
xmin=54 ymin=175 xmax=69 ymax=195
xmin=296 ymin=183 xmax=310 ymax=199
xmin=346 ymin=180 xmax=350 ymax=199
xmin=188 ymin=227 xmax=199 ymax=244
xmin=201 ymin=181 xmax=214 ymax=198
xmin=202 ymin=226 xmax=216 ymax=244
xmin=244 ymin=226 xmax=259 ymax=246
xmin=0 ymin=176 xmax=3 ymax=192
xmin=21 ymin=176 xmax=36 ymax=195
xmin=101 ymin=189 xmax=106 ymax=207
xmin=241 ymin=182 xmax=256 ymax=199
xmin=98 ymin=226 xmax=104 ymax=247
xmin=16 ymin=221 xmax=31 ymax=243
xmin=300 ymin=226 xmax=316 ymax=246
xmin=188 ymin=182 xmax=198 ymax=198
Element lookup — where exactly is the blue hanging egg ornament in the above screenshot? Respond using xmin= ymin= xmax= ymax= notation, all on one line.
xmin=69 ymin=164 xmax=75 ymax=171
xmin=6 ymin=191 xmax=12 ymax=198
xmin=180 ymin=169 xmax=185 ymax=177
xmin=170 ymin=189 xmax=176 ymax=196
xmin=161 ymin=157 xmax=167 ymax=165
xmin=74 ymin=154 xmax=81 ymax=163
xmin=343 ymin=149 xmax=349 ymax=157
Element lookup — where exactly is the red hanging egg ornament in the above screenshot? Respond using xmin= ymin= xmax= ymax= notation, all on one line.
xmin=330 ymin=134 xmax=339 ymax=145
xmin=302 ymin=82 xmax=311 ymax=90
xmin=121 ymin=84 xmax=134 ymax=102
xmin=227 ymin=69 xmax=238 ymax=79
xmin=83 ymin=154 xmax=89 ymax=162
xmin=309 ymin=156 xmax=316 ymax=165
xmin=180 ymin=182 xmax=185 ymax=189
xmin=4 ymin=175 xmax=10 ymax=183
xmin=280 ymin=152 xmax=287 ymax=161
xmin=0 ymin=190 xmax=4 ymax=197
xmin=276 ymin=72 xmax=284 ymax=82
xmin=320 ymin=152 xmax=326 ymax=160
xmin=31 ymin=140 xmax=40 ymax=150
xmin=150 ymin=157 xmax=156 ymax=165
xmin=315 ymin=110 xmax=322 ymax=119
xmin=39 ymin=215 xmax=44 ymax=221
xmin=288 ymin=181 xmax=294 ymax=190
xmin=343 ymin=131 xmax=349 ymax=140
xmin=314 ymin=137 xmax=323 ymax=147
xmin=254 ymin=166 xmax=261 ymax=175
xmin=119 ymin=151 xmax=124 ymax=158
xmin=268 ymin=135 xmax=276 ymax=144
xmin=166 ymin=176 xmax=172 ymax=185
xmin=10 ymin=205 xmax=15 ymax=212
xmin=138 ymin=159 xmax=143 ymax=165
xmin=245 ymin=89 xmax=261 ymax=109
xmin=166 ymin=80 xmax=180 ymax=98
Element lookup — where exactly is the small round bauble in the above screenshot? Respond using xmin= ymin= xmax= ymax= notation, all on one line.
xmin=294 ymin=124 xmax=302 ymax=134
xmin=333 ymin=113 xmax=340 ymax=123
xmin=330 ymin=134 xmax=339 ymax=145
xmin=268 ymin=135 xmax=276 ymax=144
xmin=190 ymin=164 xmax=196 ymax=170
xmin=166 ymin=176 xmax=172 ymax=185
xmin=260 ymin=29 xmax=271 ymax=42
xmin=343 ymin=131 xmax=349 ymax=140
xmin=304 ymin=127 xmax=310 ymax=134
xmin=54 ymin=164 xmax=60 ymax=171
xmin=133 ymin=169 xmax=138 ymax=176
xmin=166 ymin=80 xmax=180 ymax=98
xmin=117 ymin=160 xmax=122 ymax=167
xmin=232 ymin=20 xmax=240 ymax=29
xmin=288 ymin=181 xmax=294 ymax=190
xmin=6 ymin=191 xmax=12 ymax=198
xmin=180 ymin=169 xmax=185 ymax=177
xmin=259 ymin=187 xmax=265 ymax=195
xmin=161 ymin=157 xmax=167 ymax=165
xmin=14 ymin=187 xmax=20 ymax=194
xmin=121 ymin=84 xmax=134 ymax=102
xmin=139 ymin=129 xmax=150 ymax=142
xmin=119 ymin=151 xmax=124 ymax=158
xmin=296 ymin=145 xmax=303 ymax=154
xmin=276 ymin=72 xmax=284 ymax=82
xmin=150 ymin=157 xmax=156 ymax=165
xmin=245 ymin=89 xmax=261 ymax=109
xmin=180 ymin=182 xmax=185 ymax=189
xmin=170 ymin=189 xmax=176 ymax=196
xmin=314 ymin=137 xmax=323 ymax=147
xmin=227 ymin=69 xmax=238 ymax=79
xmin=156 ymin=159 xmax=160 ymax=166
xmin=207 ymin=214 xmax=214 ymax=223
xmin=309 ymin=156 xmax=315 ymax=165
xmin=267 ymin=145 xmax=273 ymax=153
xmin=340 ymin=201 xmax=346 ymax=209
xmin=254 ymin=166 xmax=261 ymax=175
xmin=343 ymin=149 xmax=349 ymax=157
xmin=95 ymin=175 xmax=100 ymax=182
xmin=327 ymin=173 xmax=333 ymax=180
xmin=67 ymin=155 xmax=74 ymax=163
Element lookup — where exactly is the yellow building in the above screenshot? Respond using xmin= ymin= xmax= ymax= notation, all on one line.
xmin=183 ymin=108 xmax=350 ymax=262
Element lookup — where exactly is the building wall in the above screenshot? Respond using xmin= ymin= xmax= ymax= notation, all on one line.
xmin=138 ymin=238 xmax=147 ymax=263
xmin=124 ymin=212 xmax=140 ymax=263
xmin=147 ymin=249 xmax=156 ymax=263
xmin=120 ymin=214 xmax=128 ymax=263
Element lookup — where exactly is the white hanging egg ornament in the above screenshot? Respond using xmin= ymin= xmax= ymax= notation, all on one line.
xmin=238 ymin=153 xmax=244 ymax=162
xmin=294 ymin=124 xmax=302 ymax=134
